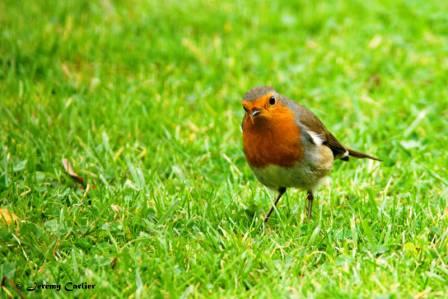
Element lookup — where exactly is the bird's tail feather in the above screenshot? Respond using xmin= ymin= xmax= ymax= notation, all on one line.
xmin=348 ymin=148 xmax=382 ymax=161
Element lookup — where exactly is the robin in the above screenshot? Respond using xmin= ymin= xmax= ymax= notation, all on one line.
xmin=241 ymin=86 xmax=381 ymax=222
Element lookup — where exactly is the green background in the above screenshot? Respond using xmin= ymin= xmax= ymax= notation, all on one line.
xmin=1 ymin=0 xmax=447 ymax=297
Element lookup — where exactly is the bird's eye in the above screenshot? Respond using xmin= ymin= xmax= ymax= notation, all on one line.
xmin=269 ymin=96 xmax=276 ymax=105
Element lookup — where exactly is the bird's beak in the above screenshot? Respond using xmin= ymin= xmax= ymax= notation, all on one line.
xmin=249 ymin=108 xmax=261 ymax=124
xmin=251 ymin=109 xmax=261 ymax=118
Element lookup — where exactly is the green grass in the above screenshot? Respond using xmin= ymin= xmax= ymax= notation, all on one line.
xmin=1 ymin=0 xmax=448 ymax=297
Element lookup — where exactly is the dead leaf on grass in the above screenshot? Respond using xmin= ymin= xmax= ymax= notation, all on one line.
xmin=62 ymin=159 xmax=97 ymax=199
xmin=0 ymin=208 xmax=19 ymax=225
xmin=62 ymin=158 xmax=85 ymax=185
xmin=111 ymin=204 xmax=121 ymax=213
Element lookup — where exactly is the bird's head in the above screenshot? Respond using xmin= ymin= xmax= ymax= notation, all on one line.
xmin=242 ymin=86 xmax=290 ymax=127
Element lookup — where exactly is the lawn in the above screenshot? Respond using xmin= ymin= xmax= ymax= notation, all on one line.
xmin=1 ymin=0 xmax=448 ymax=297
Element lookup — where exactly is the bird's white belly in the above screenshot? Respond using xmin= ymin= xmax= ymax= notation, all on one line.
xmin=251 ymin=145 xmax=333 ymax=191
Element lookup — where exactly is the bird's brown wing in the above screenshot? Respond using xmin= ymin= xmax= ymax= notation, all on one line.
xmin=288 ymin=100 xmax=348 ymax=159
xmin=281 ymin=96 xmax=381 ymax=161
xmin=298 ymin=105 xmax=382 ymax=161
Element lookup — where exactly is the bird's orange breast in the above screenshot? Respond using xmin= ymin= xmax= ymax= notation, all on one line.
xmin=242 ymin=108 xmax=303 ymax=168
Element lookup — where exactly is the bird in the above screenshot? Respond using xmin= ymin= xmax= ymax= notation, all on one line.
xmin=241 ymin=86 xmax=381 ymax=222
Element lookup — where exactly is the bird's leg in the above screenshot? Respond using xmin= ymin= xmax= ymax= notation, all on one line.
xmin=264 ymin=187 xmax=286 ymax=223
xmin=306 ymin=191 xmax=314 ymax=219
